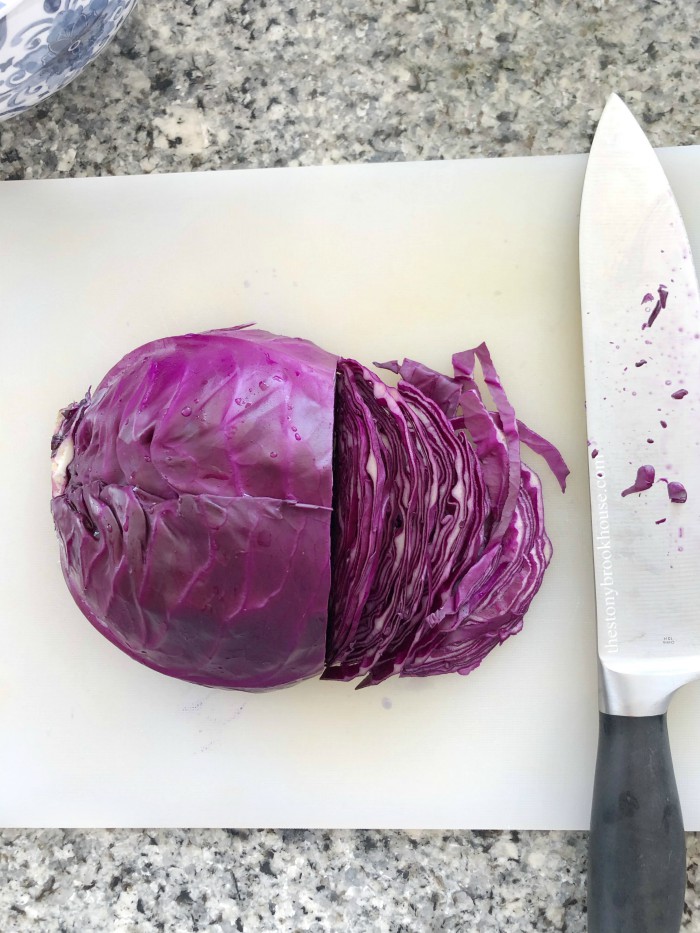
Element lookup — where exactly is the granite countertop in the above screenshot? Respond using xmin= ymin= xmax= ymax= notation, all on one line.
xmin=2 ymin=2 xmax=700 ymax=931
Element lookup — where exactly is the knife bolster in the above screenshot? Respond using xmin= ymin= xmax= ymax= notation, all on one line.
xmin=598 ymin=660 xmax=698 ymax=716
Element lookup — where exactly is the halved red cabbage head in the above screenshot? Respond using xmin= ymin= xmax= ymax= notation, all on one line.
xmin=51 ymin=328 xmax=567 ymax=691
xmin=51 ymin=327 xmax=338 ymax=690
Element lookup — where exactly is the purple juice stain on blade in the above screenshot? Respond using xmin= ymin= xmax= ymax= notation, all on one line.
xmin=671 ymin=389 xmax=688 ymax=400
xmin=667 ymin=482 xmax=687 ymax=504
xmin=621 ymin=465 xmax=655 ymax=498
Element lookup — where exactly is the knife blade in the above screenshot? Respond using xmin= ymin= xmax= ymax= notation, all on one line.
xmin=579 ymin=93 xmax=700 ymax=933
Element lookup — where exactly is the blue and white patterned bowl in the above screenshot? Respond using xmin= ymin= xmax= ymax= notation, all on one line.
xmin=0 ymin=0 xmax=137 ymax=121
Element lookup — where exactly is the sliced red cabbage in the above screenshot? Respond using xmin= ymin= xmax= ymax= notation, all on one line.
xmin=324 ymin=347 xmax=567 ymax=687
xmin=324 ymin=359 xmax=489 ymax=685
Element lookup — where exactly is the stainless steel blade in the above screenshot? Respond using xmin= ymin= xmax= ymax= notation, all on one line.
xmin=580 ymin=94 xmax=700 ymax=716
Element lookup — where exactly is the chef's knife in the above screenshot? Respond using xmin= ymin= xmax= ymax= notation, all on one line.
xmin=579 ymin=94 xmax=700 ymax=933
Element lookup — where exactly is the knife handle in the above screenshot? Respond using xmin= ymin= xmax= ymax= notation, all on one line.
xmin=588 ymin=712 xmax=686 ymax=933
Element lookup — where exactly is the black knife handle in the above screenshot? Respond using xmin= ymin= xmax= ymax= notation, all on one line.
xmin=588 ymin=712 xmax=686 ymax=933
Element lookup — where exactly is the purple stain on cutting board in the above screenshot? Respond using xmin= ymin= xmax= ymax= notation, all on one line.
xmin=381 ymin=697 xmax=393 ymax=710
xmin=621 ymin=465 xmax=655 ymax=497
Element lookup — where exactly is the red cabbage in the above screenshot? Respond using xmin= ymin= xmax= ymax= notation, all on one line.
xmin=325 ymin=346 xmax=568 ymax=686
xmin=51 ymin=327 xmax=567 ymax=691
xmin=51 ymin=327 xmax=337 ymax=690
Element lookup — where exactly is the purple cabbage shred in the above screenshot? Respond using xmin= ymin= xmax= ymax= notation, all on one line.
xmin=667 ymin=482 xmax=688 ymax=504
xmin=621 ymin=465 xmax=655 ymax=498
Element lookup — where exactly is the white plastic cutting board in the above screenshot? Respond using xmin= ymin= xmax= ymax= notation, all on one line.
xmin=2 ymin=149 xmax=700 ymax=829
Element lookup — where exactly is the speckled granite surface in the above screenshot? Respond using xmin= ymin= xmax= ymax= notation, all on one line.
xmin=0 ymin=829 xmax=697 ymax=932
xmin=2 ymin=0 xmax=700 ymax=179
xmin=0 ymin=830 xmax=617 ymax=932
xmin=3 ymin=1 xmax=700 ymax=931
